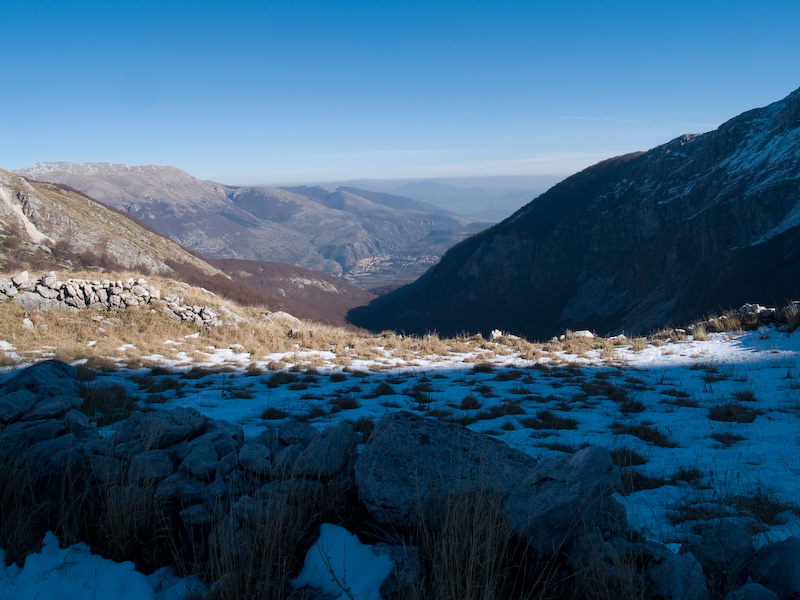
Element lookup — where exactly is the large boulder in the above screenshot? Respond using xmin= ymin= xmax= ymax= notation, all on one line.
xmin=292 ymin=423 xmax=359 ymax=479
xmin=749 ymin=537 xmax=800 ymax=598
xmin=0 ymin=360 xmax=80 ymax=401
xmin=504 ymin=445 xmax=622 ymax=554
xmin=354 ymin=411 xmax=537 ymax=528
xmin=682 ymin=520 xmax=754 ymax=592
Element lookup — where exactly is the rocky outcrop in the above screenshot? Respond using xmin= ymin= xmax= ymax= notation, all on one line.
xmin=3 ymin=361 xmax=799 ymax=599
xmin=350 ymin=86 xmax=800 ymax=339
xmin=0 ymin=270 xmax=228 ymax=326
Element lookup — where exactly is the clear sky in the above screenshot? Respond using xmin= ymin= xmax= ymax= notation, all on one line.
xmin=2 ymin=0 xmax=799 ymax=185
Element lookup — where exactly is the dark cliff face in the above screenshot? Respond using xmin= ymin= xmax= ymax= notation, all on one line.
xmin=349 ymin=87 xmax=800 ymax=339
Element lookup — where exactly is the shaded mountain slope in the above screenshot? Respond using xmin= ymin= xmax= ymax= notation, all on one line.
xmin=349 ymin=87 xmax=800 ymax=339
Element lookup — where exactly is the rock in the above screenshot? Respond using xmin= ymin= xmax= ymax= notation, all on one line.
xmin=215 ymin=451 xmax=239 ymax=478
xmin=278 ymin=420 xmax=321 ymax=447
xmin=15 ymin=291 xmax=64 ymax=311
xmin=0 ymin=360 xmax=80 ymax=399
xmin=41 ymin=271 xmax=57 ymax=287
xmin=180 ymin=439 xmax=219 ymax=481
xmin=354 ymin=411 xmax=537 ymax=528
xmin=180 ymin=503 xmax=214 ymax=527
xmin=64 ymin=408 xmax=90 ymax=432
xmin=271 ymin=443 xmax=304 ymax=478
xmin=11 ymin=271 xmax=29 ymax=286
xmin=22 ymin=433 xmax=88 ymax=479
xmin=648 ymin=549 xmax=709 ymax=600
xmin=129 ymin=450 xmax=175 ymax=483
xmin=0 ymin=419 xmax=66 ymax=451
xmin=374 ymin=544 xmax=421 ymax=598
xmin=0 ymin=389 xmax=37 ymax=423
xmin=292 ymin=423 xmax=359 ymax=479
xmin=238 ymin=442 xmax=272 ymax=476
xmin=134 ymin=407 xmax=208 ymax=450
xmin=21 ymin=395 xmax=81 ymax=421
xmin=90 ymin=455 xmax=128 ymax=484
xmin=682 ymin=521 xmax=754 ymax=591
xmin=0 ymin=278 xmax=18 ymax=297
xmin=749 ymin=537 xmax=800 ymax=598
xmin=723 ymin=583 xmax=780 ymax=600
xmin=610 ymin=537 xmax=709 ymax=600
xmin=155 ymin=472 xmax=206 ymax=505
xmin=504 ymin=446 xmax=622 ymax=554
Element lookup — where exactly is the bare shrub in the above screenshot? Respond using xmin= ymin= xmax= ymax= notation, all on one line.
xmin=708 ymin=402 xmax=761 ymax=423
xmin=611 ymin=421 xmax=677 ymax=448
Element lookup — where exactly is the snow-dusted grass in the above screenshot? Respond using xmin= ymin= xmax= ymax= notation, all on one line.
xmin=2 ymin=290 xmax=800 ymax=598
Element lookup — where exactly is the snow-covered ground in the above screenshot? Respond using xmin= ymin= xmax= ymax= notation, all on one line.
xmin=1 ymin=327 xmax=799 ymax=598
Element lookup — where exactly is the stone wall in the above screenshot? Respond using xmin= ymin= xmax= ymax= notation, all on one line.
xmin=0 ymin=270 xmax=221 ymax=326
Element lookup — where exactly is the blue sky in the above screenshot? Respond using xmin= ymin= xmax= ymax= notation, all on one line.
xmin=3 ymin=0 xmax=799 ymax=185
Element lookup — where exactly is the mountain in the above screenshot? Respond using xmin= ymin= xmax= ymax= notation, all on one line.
xmin=13 ymin=163 xmax=489 ymax=292
xmin=205 ymin=257 xmax=375 ymax=326
xmin=349 ymin=87 xmax=800 ymax=339
xmin=324 ymin=175 xmax=564 ymax=221
xmin=0 ymin=169 xmax=374 ymax=326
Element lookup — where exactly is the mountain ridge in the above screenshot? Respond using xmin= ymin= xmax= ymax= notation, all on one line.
xmin=14 ymin=163 xmax=490 ymax=292
xmin=0 ymin=169 xmax=375 ymax=326
xmin=348 ymin=86 xmax=800 ymax=339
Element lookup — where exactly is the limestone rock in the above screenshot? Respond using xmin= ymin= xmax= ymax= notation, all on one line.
xmin=129 ymin=449 xmax=175 ymax=483
xmin=749 ymin=537 xmax=800 ymax=598
xmin=0 ymin=390 xmax=37 ymax=423
xmin=354 ymin=411 xmax=537 ymax=528
xmin=278 ymin=420 xmax=321 ymax=447
xmin=292 ymin=423 xmax=359 ymax=479
xmin=0 ymin=360 xmax=80 ymax=400
xmin=181 ymin=439 xmax=219 ymax=481
xmin=723 ymin=583 xmax=780 ymax=600
xmin=238 ymin=442 xmax=272 ymax=476
xmin=504 ymin=445 xmax=622 ymax=554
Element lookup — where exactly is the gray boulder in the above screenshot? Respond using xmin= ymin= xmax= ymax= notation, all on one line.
xmin=504 ymin=445 xmax=622 ymax=554
xmin=155 ymin=472 xmax=206 ymax=506
xmin=271 ymin=443 xmax=304 ymax=478
xmin=1 ymin=360 xmax=80 ymax=400
xmin=682 ymin=520 xmax=754 ymax=590
xmin=749 ymin=537 xmax=800 ymax=598
xmin=22 ymin=395 xmax=81 ymax=421
xmin=114 ymin=407 xmax=207 ymax=450
xmin=724 ymin=583 xmax=780 ymax=600
xmin=0 ymin=390 xmax=37 ymax=423
xmin=129 ymin=449 xmax=175 ymax=483
xmin=292 ymin=423 xmax=359 ymax=479
xmin=610 ymin=537 xmax=709 ymax=600
xmin=278 ymin=420 xmax=321 ymax=447
xmin=180 ymin=439 xmax=219 ymax=481
xmin=354 ymin=411 xmax=537 ymax=528
xmin=238 ymin=442 xmax=272 ymax=476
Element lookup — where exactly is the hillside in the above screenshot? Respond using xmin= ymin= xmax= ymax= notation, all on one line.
xmin=0 ymin=274 xmax=798 ymax=600
xmin=13 ymin=163 xmax=489 ymax=292
xmin=349 ymin=87 xmax=800 ymax=339
xmin=0 ymin=169 xmax=373 ymax=326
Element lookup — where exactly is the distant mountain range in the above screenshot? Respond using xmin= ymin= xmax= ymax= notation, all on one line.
xmin=349 ymin=86 xmax=800 ymax=339
xmin=13 ymin=163 xmax=490 ymax=293
xmin=0 ymin=169 xmax=373 ymax=326
xmin=323 ymin=175 xmax=563 ymax=221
